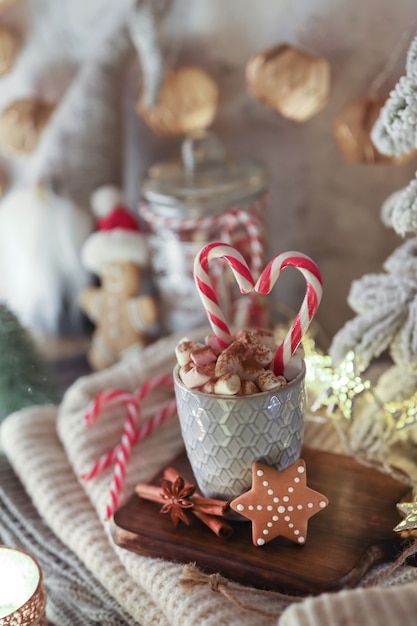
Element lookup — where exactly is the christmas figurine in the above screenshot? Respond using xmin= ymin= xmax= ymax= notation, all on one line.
xmin=80 ymin=185 xmax=158 ymax=371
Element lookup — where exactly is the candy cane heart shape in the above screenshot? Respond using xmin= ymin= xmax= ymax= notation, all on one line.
xmin=256 ymin=251 xmax=323 ymax=376
xmin=194 ymin=242 xmax=255 ymax=348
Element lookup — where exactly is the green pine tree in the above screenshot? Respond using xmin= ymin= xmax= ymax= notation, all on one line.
xmin=0 ymin=304 xmax=61 ymax=422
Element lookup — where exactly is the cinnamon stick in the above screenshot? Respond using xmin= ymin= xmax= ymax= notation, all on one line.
xmin=192 ymin=509 xmax=234 ymax=539
xmin=164 ymin=467 xmax=233 ymax=524
xmin=135 ymin=481 xmax=229 ymax=517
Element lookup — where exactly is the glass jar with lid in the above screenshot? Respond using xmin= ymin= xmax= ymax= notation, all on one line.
xmin=140 ymin=130 xmax=269 ymax=335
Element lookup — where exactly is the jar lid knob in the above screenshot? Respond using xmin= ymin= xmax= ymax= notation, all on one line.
xmin=181 ymin=130 xmax=227 ymax=172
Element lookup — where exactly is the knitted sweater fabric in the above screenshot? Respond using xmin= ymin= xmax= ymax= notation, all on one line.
xmin=0 ymin=453 xmax=137 ymax=626
xmin=2 ymin=331 xmax=417 ymax=625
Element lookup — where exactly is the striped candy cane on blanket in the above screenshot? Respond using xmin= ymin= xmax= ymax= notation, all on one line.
xmin=80 ymin=373 xmax=177 ymax=519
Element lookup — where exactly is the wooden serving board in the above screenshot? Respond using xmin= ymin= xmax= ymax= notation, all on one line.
xmin=112 ymin=447 xmax=409 ymax=596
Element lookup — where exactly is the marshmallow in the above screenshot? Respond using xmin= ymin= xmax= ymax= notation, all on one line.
xmin=238 ymin=358 xmax=264 ymax=382
xmin=204 ymin=334 xmax=223 ymax=355
xmin=283 ymin=354 xmax=303 ymax=381
xmin=180 ymin=361 xmax=216 ymax=388
xmin=175 ymin=338 xmax=202 ymax=366
xmin=240 ymin=380 xmax=259 ymax=395
xmin=256 ymin=370 xmax=287 ymax=392
xmin=202 ymin=379 xmax=216 ymax=394
xmin=214 ymin=373 xmax=241 ymax=395
xmin=236 ymin=328 xmax=277 ymax=352
xmin=190 ymin=345 xmax=217 ymax=366
xmin=215 ymin=352 xmax=240 ymax=377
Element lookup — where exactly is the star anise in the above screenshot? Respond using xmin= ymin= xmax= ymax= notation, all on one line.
xmin=160 ymin=475 xmax=196 ymax=527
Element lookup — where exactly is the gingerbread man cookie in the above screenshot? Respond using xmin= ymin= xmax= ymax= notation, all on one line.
xmin=80 ymin=185 xmax=158 ymax=371
xmin=230 ymin=460 xmax=328 ymax=546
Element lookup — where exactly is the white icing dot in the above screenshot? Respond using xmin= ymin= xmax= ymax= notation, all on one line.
xmin=297 ymin=504 xmax=303 ymax=510
xmin=298 ymin=536 xmax=305 ymax=543
xmin=267 ymin=505 xmax=273 ymax=511
xmin=257 ymin=504 xmax=263 ymax=511
xmin=288 ymin=487 xmax=294 ymax=493
xmin=288 ymin=506 xmax=294 ymax=512
xmin=297 ymin=465 xmax=305 ymax=473
xmin=272 ymin=515 xmax=279 ymax=521
xmin=267 ymin=489 xmax=274 ymax=495
xmin=267 ymin=522 xmax=273 ymax=527
xmin=294 ymin=529 xmax=300 ymax=535
xmin=263 ymin=480 xmax=269 ymax=487
xmin=320 ymin=501 xmax=327 ymax=508
xmin=294 ymin=477 xmax=301 ymax=483
xmin=307 ymin=502 xmax=314 ymax=509
xmin=283 ymin=496 xmax=289 ymax=502
xmin=284 ymin=515 xmax=291 ymax=521
xmin=263 ymin=529 xmax=269 ymax=535
xmin=278 ymin=505 xmax=286 ymax=513
xmin=289 ymin=523 xmax=294 ymax=528
xmin=236 ymin=504 xmax=244 ymax=511
xmin=257 ymin=538 xmax=265 ymax=546
xmin=257 ymin=469 xmax=264 ymax=476
xmin=248 ymin=505 xmax=254 ymax=510
xmin=273 ymin=497 xmax=279 ymax=503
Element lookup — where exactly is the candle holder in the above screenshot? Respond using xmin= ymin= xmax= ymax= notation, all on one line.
xmin=0 ymin=545 xmax=47 ymax=626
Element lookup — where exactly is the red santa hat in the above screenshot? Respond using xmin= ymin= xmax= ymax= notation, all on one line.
xmin=82 ymin=185 xmax=149 ymax=274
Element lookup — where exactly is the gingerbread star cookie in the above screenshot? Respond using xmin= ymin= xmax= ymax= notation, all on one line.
xmin=230 ymin=460 xmax=328 ymax=546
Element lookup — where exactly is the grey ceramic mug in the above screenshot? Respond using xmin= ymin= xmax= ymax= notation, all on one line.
xmin=173 ymin=363 xmax=306 ymax=501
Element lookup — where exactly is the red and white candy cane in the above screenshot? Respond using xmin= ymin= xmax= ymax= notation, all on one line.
xmin=193 ymin=242 xmax=255 ymax=349
xmin=138 ymin=193 xmax=268 ymax=237
xmin=80 ymin=373 xmax=175 ymax=519
xmin=105 ymin=397 xmax=177 ymax=519
xmin=255 ymin=251 xmax=323 ymax=376
xmin=220 ymin=209 xmax=264 ymax=278
xmin=105 ymin=394 xmax=140 ymax=519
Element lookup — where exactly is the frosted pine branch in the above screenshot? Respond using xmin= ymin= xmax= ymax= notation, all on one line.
xmin=379 ymin=175 xmax=417 ymax=236
xmin=371 ymin=75 xmax=417 ymax=156
xmin=330 ymin=245 xmax=417 ymax=371
xmin=390 ymin=295 xmax=417 ymax=372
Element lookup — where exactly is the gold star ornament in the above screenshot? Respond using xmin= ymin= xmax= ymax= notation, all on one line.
xmin=230 ymin=460 xmax=328 ymax=547
xmin=394 ymin=500 xmax=417 ymax=537
xmin=385 ymin=392 xmax=417 ymax=430
xmin=310 ymin=350 xmax=371 ymax=421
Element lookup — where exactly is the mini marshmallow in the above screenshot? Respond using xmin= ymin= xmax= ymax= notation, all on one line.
xmin=180 ymin=362 xmax=216 ymax=389
xmin=175 ymin=338 xmax=202 ymax=366
xmin=238 ymin=358 xmax=265 ymax=382
xmin=256 ymin=370 xmax=287 ymax=392
xmin=215 ymin=352 xmax=240 ymax=377
xmin=283 ymin=354 xmax=303 ymax=381
xmin=214 ymin=373 xmax=241 ymax=396
xmin=236 ymin=328 xmax=277 ymax=352
xmin=204 ymin=334 xmax=223 ymax=355
xmin=247 ymin=340 xmax=274 ymax=367
xmin=190 ymin=345 xmax=217 ymax=366
xmin=240 ymin=380 xmax=260 ymax=395
xmin=202 ymin=379 xmax=216 ymax=394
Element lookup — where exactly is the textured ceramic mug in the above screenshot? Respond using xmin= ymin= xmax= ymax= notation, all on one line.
xmin=174 ymin=363 xmax=306 ymax=500
xmin=0 ymin=545 xmax=47 ymax=626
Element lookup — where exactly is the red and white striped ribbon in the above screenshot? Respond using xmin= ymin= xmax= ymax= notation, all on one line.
xmin=255 ymin=251 xmax=323 ymax=375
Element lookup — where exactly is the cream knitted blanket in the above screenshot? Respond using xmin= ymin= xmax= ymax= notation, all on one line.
xmin=2 ymin=331 xmax=417 ymax=625
xmin=0 ymin=453 xmax=136 ymax=626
